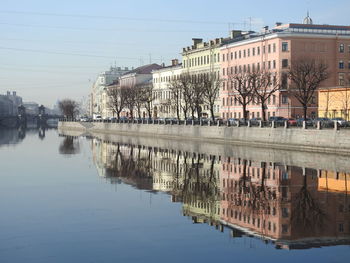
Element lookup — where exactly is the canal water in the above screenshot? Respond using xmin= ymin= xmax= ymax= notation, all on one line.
xmin=0 ymin=128 xmax=349 ymax=263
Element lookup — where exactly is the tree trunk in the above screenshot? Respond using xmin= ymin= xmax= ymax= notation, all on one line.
xmin=210 ymin=106 xmax=215 ymax=122
xmin=303 ymin=105 xmax=307 ymax=120
xmin=261 ymin=103 xmax=266 ymax=121
xmin=243 ymin=104 xmax=248 ymax=123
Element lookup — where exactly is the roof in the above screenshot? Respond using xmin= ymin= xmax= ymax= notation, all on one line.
xmin=121 ymin=63 xmax=163 ymax=76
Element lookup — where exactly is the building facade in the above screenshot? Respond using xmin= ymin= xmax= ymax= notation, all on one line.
xmin=181 ymin=37 xmax=228 ymax=118
xmin=90 ymin=66 xmax=130 ymax=118
xmin=220 ymin=17 xmax=350 ymax=120
xmin=118 ymin=63 xmax=163 ymax=118
xmin=152 ymin=59 xmax=182 ymax=119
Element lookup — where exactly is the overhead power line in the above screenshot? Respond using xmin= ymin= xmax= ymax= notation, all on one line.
xmin=0 ymin=46 xmax=141 ymax=60
xmin=0 ymin=10 xmax=243 ymax=25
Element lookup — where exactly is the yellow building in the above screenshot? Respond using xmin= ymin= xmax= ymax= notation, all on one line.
xmin=319 ymin=170 xmax=350 ymax=193
xmin=318 ymin=87 xmax=350 ymax=120
xmin=181 ymin=37 xmax=223 ymax=118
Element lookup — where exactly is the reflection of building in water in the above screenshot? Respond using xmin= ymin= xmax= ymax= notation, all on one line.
xmin=220 ymin=158 xmax=350 ymax=249
xmin=89 ymin=138 xmax=350 ymax=249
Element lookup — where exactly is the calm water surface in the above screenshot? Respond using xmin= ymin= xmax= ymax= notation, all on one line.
xmin=0 ymin=128 xmax=349 ymax=263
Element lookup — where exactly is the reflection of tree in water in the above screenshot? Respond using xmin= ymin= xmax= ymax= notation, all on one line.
xmin=107 ymin=143 xmax=153 ymax=190
xmin=59 ymin=136 xmax=80 ymax=155
xmin=292 ymin=169 xmax=326 ymax=232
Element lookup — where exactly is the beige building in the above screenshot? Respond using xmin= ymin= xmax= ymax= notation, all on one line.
xmin=181 ymin=36 xmax=234 ymax=118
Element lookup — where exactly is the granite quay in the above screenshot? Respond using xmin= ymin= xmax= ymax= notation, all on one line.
xmin=59 ymin=119 xmax=350 ymax=155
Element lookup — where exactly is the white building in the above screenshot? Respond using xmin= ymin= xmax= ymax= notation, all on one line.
xmin=152 ymin=59 xmax=183 ymax=118
xmin=91 ymin=66 xmax=130 ymax=118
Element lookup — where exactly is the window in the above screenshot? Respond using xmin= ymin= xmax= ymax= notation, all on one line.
xmin=282 ymin=42 xmax=288 ymax=52
xmin=257 ymin=47 xmax=260 ymax=55
xmin=223 ymin=68 xmax=225 ymax=76
xmin=248 ymin=49 xmax=250 ymax=57
xmin=252 ymin=47 xmax=255 ymax=56
xmin=239 ymin=50 xmax=241 ymax=58
xmin=217 ymin=53 xmax=220 ymax=62
xmin=282 ymin=224 xmax=288 ymax=233
xmin=282 ymin=95 xmax=288 ymax=104
xmin=231 ymin=52 xmax=233 ymax=60
xmin=272 ymin=95 xmax=276 ymax=104
xmin=268 ymin=44 xmax=271 ymax=53
xmin=235 ymin=51 xmax=237 ymax=59
xmin=339 ymin=61 xmax=344 ymax=69
xmin=243 ymin=49 xmax=246 ymax=57
xmin=311 ymin=96 xmax=316 ymax=104
xmin=338 ymin=223 xmax=344 ymax=232
xmin=282 ymin=59 xmax=288 ymax=68
xmin=281 ymin=73 xmax=288 ymax=89
xmin=339 ymin=73 xmax=345 ymax=86
xmin=339 ymin=43 xmax=345 ymax=53
xmin=268 ymin=61 xmax=271 ymax=69
xmin=273 ymin=60 xmax=276 ymax=69
xmin=273 ymin=43 xmax=276 ymax=52
xmin=282 ymin=207 xmax=289 ymax=218
xmin=222 ymin=54 xmax=225 ymax=62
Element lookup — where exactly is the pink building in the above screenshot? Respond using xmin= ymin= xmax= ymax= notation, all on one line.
xmin=220 ymin=16 xmax=350 ymax=120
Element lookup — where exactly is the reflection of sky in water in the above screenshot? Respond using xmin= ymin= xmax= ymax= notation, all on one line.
xmin=0 ymin=129 xmax=348 ymax=263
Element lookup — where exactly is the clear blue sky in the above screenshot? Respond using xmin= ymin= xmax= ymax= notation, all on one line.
xmin=0 ymin=0 xmax=349 ymax=107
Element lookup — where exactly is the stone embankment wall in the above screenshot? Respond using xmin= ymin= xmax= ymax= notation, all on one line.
xmin=58 ymin=121 xmax=350 ymax=155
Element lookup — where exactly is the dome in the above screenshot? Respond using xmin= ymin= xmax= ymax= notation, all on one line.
xmin=303 ymin=12 xmax=313 ymax=25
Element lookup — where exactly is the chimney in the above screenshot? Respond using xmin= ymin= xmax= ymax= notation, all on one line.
xmin=230 ymin=30 xmax=242 ymax=39
xmin=275 ymin=22 xmax=282 ymax=27
xmin=192 ymin=38 xmax=203 ymax=46
xmin=171 ymin=59 xmax=179 ymax=66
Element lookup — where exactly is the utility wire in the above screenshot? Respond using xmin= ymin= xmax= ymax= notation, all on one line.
xmin=0 ymin=46 xmax=141 ymax=60
xmin=0 ymin=10 xmax=243 ymax=25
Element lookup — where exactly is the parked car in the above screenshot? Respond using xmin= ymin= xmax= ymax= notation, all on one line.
xmin=312 ymin=117 xmax=333 ymax=128
xmin=249 ymin=117 xmax=262 ymax=125
xmin=331 ymin=117 xmax=348 ymax=127
xmin=269 ymin=116 xmax=287 ymax=126
xmin=269 ymin=116 xmax=287 ymax=123
xmin=296 ymin=118 xmax=313 ymax=127
xmin=227 ymin=118 xmax=239 ymax=125
xmin=93 ymin=115 xmax=102 ymax=121
xmin=80 ymin=116 xmax=89 ymax=122
xmin=287 ymin=118 xmax=297 ymax=126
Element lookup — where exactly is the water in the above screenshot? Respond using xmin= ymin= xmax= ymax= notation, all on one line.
xmin=0 ymin=128 xmax=349 ymax=263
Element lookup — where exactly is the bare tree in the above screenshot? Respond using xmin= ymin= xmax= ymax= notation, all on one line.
xmin=202 ymin=73 xmax=222 ymax=122
xmin=251 ymin=70 xmax=280 ymax=121
xmin=141 ymin=85 xmax=154 ymax=119
xmin=124 ymin=85 xmax=137 ymax=119
xmin=178 ymin=74 xmax=192 ymax=119
xmin=58 ymin=99 xmax=79 ymax=119
xmin=106 ymin=86 xmax=128 ymax=120
xmin=228 ymin=72 xmax=255 ymax=122
xmin=287 ymin=58 xmax=329 ymax=119
xmin=134 ymin=84 xmax=145 ymax=118
xmin=190 ymin=75 xmax=205 ymax=119
xmin=168 ymin=79 xmax=182 ymax=120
